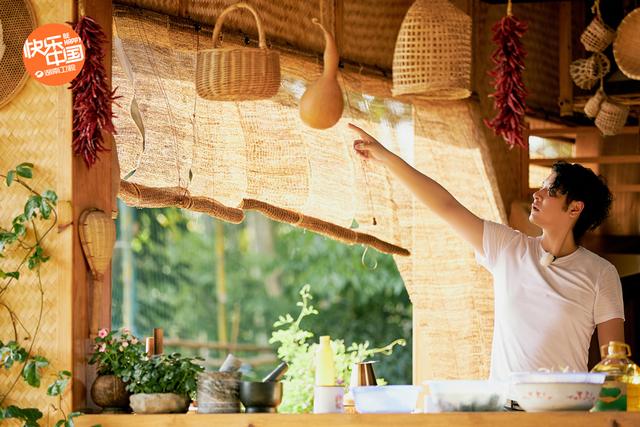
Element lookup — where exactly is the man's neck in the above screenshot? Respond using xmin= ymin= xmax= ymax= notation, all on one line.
xmin=541 ymin=227 xmax=578 ymax=258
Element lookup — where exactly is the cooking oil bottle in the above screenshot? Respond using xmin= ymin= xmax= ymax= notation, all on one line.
xmin=591 ymin=341 xmax=638 ymax=411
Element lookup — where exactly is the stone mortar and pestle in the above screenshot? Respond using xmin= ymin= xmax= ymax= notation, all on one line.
xmin=239 ymin=362 xmax=288 ymax=413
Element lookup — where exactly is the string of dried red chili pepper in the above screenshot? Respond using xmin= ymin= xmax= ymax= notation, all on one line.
xmin=483 ymin=7 xmax=528 ymax=149
xmin=70 ymin=16 xmax=119 ymax=168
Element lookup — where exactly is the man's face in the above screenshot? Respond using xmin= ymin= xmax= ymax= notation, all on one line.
xmin=528 ymin=172 xmax=572 ymax=229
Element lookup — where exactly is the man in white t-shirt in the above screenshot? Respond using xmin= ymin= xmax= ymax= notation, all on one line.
xmin=349 ymin=123 xmax=625 ymax=381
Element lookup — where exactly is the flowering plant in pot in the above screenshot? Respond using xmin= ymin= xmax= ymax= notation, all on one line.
xmin=126 ymin=352 xmax=204 ymax=414
xmin=88 ymin=328 xmax=145 ymax=412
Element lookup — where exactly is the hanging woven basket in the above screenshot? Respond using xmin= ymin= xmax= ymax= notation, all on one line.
xmin=195 ymin=2 xmax=280 ymax=101
xmin=594 ymin=99 xmax=630 ymax=136
xmin=392 ymin=0 xmax=471 ymax=99
xmin=584 ymin=89 xmax=606 ymax=118
xmin=613 ymin=7 xmax=640 ymax=80
xmin=569 ymin=53 xmax=610 ymax=90
xmin=78 ymin=208 xmax=116 ymax=280
xmin=580 ymin=16 xmax=615 ymax=53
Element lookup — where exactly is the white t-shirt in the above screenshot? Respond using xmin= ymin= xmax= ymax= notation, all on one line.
xmin=475 ymin=220 xmax=625 ymax=382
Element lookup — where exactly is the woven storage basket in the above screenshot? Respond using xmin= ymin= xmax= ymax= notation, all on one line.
xmin=195 ymin=2 xmax=280 ymax=101
xmin=584 ymin=89 xmax=605 ymax=118
xmin=613 ymin=7 xmax=640 ymax=80
xmin=392 ymin=0 xmax=471 ymax=99
xmin=595 ymin=99 xmax=630 ymax=136
xmin=569 ymin=53 xmax=610 ymax=90
xmin=580 ymin=16 xmax=615 ymax=53
xmin=0 ymin=0 xmax=37 ymax=108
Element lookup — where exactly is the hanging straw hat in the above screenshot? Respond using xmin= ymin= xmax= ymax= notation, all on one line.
xmin=613 ymin=7 xmax=640 ymax=80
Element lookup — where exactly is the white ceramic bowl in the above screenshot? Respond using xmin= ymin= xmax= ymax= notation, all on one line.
xmin=351 ymin=385 xmax=422 ymax=414
xmin=510 ymin=372 xmax=606 ymax=412
xmin=425 ymin=380 xmax=508 ymax=412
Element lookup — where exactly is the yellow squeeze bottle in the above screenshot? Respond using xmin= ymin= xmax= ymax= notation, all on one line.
xmin=315 ymin=336 xmax=336 ymax=386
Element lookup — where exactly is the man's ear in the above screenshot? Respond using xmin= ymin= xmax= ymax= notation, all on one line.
xmin=569 ymin=200 xmax=584 ymax=218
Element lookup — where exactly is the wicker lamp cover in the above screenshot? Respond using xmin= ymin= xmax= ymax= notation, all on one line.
xmin=392 ymin=0 xmax=471 ymax=99
xmin=195 ymin=2 xmax=280 ymax=101
xmin=613 ymin=8 xmax=640 ymax=80
xmin=0 ymin=0 xmax=37 ymax=108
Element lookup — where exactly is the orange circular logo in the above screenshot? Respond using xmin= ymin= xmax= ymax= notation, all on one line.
xmin=22 ymin=23 xmax=85 ymax=86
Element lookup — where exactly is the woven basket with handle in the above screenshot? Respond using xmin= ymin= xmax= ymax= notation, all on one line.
xmin=195 ymin=2 xmax=280 ymax=101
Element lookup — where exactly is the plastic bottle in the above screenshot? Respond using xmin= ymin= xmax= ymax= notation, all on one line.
xmin=315 ymin=336 xmax=336 ymax=386
xmin=591 ymin=341 xmax=638 ymax=411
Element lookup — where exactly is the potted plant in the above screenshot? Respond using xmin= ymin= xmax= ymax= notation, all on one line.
xmin=88 ymin=328 xmax=145 ymax=412
xmin=127 ymin=352 xmax=204 ymax=414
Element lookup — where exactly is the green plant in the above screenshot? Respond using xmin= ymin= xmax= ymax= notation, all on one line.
xmin=126 ymin=352 xmax=204 ymax=399
xmin=88 ymin=328 xmax=145 ymax=380
xmin=269 ymin=284 xmax=406 ymax=413
xmin=0 ymin=163 xmax=80 ymax=427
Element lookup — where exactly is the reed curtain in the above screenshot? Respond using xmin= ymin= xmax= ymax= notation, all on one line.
xmin=111 ymin=5 xmax=506 ymax=380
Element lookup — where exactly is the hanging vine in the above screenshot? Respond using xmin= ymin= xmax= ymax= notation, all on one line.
xmin=0 ymin=163 xmax=80 ymax=427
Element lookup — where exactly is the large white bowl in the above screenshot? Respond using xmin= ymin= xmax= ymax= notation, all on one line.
xmin=510 ymin=372 xmax=606 ymax=412
xmin=351 ymin=385 xmax=422 ymax=414
xmin=425 ymin=380 xmax=508 ymax=412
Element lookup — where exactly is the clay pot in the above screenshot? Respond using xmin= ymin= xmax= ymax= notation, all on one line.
xmin=299 ymin=18 xmax=344 ymax=130
xmin=91 ymin=375 xmax=131 ymax=413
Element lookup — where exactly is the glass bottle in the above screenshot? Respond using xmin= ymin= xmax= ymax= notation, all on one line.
xmin=591 ymin=341 xmax=638 ymax=411
xmin=315 ymin=336 xmax=336 ymax=386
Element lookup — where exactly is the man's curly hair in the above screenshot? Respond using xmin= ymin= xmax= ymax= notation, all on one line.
xmin=548 ymin=161 xmax=613 ymax=243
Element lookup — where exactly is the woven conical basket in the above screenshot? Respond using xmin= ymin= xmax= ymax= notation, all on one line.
xmin=78 ymin=208 xmax=116 ymax=280
xmin=195 ymin=2 xmax=280 ymax=101
xmin=392 ymin=0 xmax=471 ymax=99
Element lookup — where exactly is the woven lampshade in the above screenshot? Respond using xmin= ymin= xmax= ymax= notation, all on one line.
xmin=392 ymin=0 xmax=472 ymax=99
xmin=78 ymin=208 xmax=116 ymax=280
xmin=0 ymin=0 xmax=37 ymax=108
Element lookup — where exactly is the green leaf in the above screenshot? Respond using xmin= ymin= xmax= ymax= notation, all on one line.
xmin=0 ymin=270 xmax=20 ymax=280
xmin=55 ymin=420 xmax=65 ymax=427
xmin=12 ymin=222 xmax=25 ymax=238
xmin=0 ymin=406 xmax=42 ymax=425
xmin=42 ymin=190 xmax=58 ymax=205
xmin=5 ymin=170 xmax=15 ymax=186
xmin=39 ymin=199 xmax=51 ymax=220
xmin=22 ymin=356 xmax=49 ymax=387
xmin=47 ymin=370 xmax=71 ymax=396
xmin=15 ymin=163 xmax=34 ymax=179
xmin=24 ymin=196 xmax=42 ymax=220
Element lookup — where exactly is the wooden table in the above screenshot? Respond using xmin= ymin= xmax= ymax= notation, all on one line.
xmin=76 ymin=412 xmax=640 ymax=427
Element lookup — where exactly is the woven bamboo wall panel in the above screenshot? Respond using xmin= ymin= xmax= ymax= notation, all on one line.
xmin=112 ymin=6 xmax=412 ymax=256
xmin=0 ymin=0 xmax=74 ymax=416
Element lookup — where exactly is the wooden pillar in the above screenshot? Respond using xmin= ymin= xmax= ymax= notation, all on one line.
xmin=72 ymin=0 xmax=114 ymax=410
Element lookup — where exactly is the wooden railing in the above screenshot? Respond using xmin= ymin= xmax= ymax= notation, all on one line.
xmin=163 ymin=338 xmax=278 ymax=368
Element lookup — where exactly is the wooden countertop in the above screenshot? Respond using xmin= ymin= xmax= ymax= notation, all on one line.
xmin=76 ymin=412 xmax=640 ymax=427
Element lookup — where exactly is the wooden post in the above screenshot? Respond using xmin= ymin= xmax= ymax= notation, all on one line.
xmin=72 ymin=0 xmax=114 ymax=411
xmin=558 ymin=1 xmax=573 ymax=116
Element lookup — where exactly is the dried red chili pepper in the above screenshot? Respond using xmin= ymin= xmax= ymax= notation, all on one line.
xmin=484 ymin=14 xmax=528 ymax=149
xmin=69 ymin=16 xmax=119 ymax=168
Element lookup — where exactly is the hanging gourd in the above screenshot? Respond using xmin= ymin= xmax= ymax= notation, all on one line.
xmin=392 ymin=0 xmax=471 ymax=99
xmin=299 ymin=18 xmax=344 ymax=130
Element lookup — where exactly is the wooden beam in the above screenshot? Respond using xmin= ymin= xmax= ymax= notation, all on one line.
xmin=557 ymin=1 xmax=572 ymax=116
xmin=529 ymin=126 xmax=639 ymax=137
xmin=582 ymin=234 xmax=640 ymax=255
xmin=528 ymin=155 xmax=640 ymax=166
xmin=163 ymin=338 xmax=273 ymax=352
xmin=574 ymin=131 xmax=602 ymax=175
